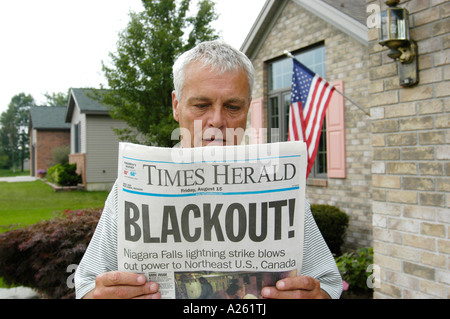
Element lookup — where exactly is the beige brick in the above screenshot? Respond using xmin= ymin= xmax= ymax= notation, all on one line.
xmin=420 ymin=279 xmax=446 ymax=298
xmin=435 ymin=82 xmax=450 ymax=97
xmin=419 ymin=162 xmax=444 ymax=175
xmin=404 ymin=262 xmax=435 ymax=280
xmin=436 ymin=114 xmax=450 ymax=129
xmin=403 ymin=177 xmax=435 ymax=191
xmin=400 ymin=85 xmax=433 ymax=102
xmin=374 ymin=148 xmax=400 ymax=160
xmin=403 ymin=205 xmax=436 ymax=221
xmin=419 ymin=68 xmax=443 ymax=84
xmin=372 ymin=134 xmax=385 ymax=146
xmin=403 ymin=233 xmax=436 ymax=251
xmin=436 ymin=145 xmax=450 ymax=160
xmin=420 ymin=192 xmax=445 ymax=206
xmin=417 ymin=100 xmax=444 ymax=114
xmin=371 ymin=93 xmax=399 ymax=109
xmin=421 ymin=222 xmax=446 ymax=238
xmin=402 ymin=146 xmax=435 ymax=160
xmin=437 ymin=239 xmax=450 ymax=254
xmin=370 ymin=63 xmax=398 ymax=81
xmin=399 ymin=116 xmax=434 ymax=131
xmin=386 ymin=190 xmax=418 ymax=204
xmin=385 ymin=102 xmax=416 ymax=118
xmin=387 ymin=270 xmax=419 ymax=290
xmin=433 ymin=48 xmax=450 ymax=66
xmin=419 ymin=131 xmax=445 ymax=144
xmin=376 ymin=281 xmax=402 ymax=298
xmin=388 ymin=217 xmax=420 ymax=233
xmin=386 ymin=133 xmax=417 ymax=146
xmin=373 ymin=227 xmax=403 ymax=244
xmin=388 ymin=244 xmax=420 ymax=261
xmin=437 ymin=178 xmax=450 ymax=192
xmin=372 ymin=119 xmax=399 ymax=133
xmin=387 ymin=162 xmax=417 ymax=175
xmin=372 ymin=175 xmax=401 ymax=188
xmin=421 ymin=251 xmax=447 ymax=268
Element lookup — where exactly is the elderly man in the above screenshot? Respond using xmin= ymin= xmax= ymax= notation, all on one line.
xmin=75 ymin=40 xmax=342 ymax=299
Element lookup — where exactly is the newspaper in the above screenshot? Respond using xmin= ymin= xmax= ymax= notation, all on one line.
xmin=117 ymin=141 xmax=307 ymax=299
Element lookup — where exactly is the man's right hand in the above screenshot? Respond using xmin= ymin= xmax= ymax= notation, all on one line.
xmin=83 ymin=271 xmax=160 ymax=299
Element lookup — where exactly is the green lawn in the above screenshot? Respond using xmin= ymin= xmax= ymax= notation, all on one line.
xmin=0 ymin=168 xmax=30 ymax=177
xmin=0 ymin=180 xmax=109 ymax=232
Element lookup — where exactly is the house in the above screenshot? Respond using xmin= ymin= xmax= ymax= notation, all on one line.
xmin=65 ymin=88 xmax=129 ymax=191
xmin=243 ymin=0 xmax=372 ymax=250
xmin=29 ymin=106 xmax=70 ymax=177
xmin=242 ymin=0 xmax=449 ymax=299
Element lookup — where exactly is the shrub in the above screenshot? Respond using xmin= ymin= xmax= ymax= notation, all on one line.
xmin=46 ymin=163 xmax=81 ymax=186
xmin=335 ymin=247 xmax=374 ymax=296
xmin=310 ymin=204 xmax=349 ymax=256
xmin=0 ymin=208 xmax=102 ymax=299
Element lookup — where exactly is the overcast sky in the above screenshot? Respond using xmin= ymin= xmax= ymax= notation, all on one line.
xmin=0 ymin=0 xmax=265 ymax=115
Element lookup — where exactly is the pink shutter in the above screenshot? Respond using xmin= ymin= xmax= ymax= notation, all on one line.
xmin=250 ymin=98 xmax=264 ymax=144
xmin=326 ymin=81 xmax=346 ymax=178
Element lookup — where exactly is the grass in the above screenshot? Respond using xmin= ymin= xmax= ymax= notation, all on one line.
xmin=0 ymin=168 xmax=30 ymax=177
xmin=0 ymin=180 xmax=108 ymax=232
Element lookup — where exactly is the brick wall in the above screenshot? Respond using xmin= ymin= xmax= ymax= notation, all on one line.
xmin=368 ymin=0 xmax=449 ymax=298
xmin=250 ymin=0 xmax=372 ymax=250
xmin=33 ymin=130 xmax=70 ymax=176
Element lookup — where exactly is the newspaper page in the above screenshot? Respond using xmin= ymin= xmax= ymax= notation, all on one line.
xmin=117 ymin=141 xmax=307 ymax=299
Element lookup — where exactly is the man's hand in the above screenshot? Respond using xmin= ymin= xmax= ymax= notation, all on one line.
xmin=261 ymin=276 xmax=330 ymax=299
xmin=83 ymin=271 xmax=161 ymax=299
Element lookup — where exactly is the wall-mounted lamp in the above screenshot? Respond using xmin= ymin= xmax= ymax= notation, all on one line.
xmin=379 ymin=0 xmax=419 ymax=87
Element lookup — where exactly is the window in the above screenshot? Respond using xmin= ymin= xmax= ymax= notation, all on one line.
xmin=74 ymin=122 xmax=81 ymax=153
xmin=267 ymin=45 xmax=327 ymax=177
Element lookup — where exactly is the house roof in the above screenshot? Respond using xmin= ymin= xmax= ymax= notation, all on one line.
xmin=241 ymin=0 xmax=368 ymax=59
xmin=29 ymin=106 xmax=70 ymax=130
xmin=65 ymin=88 xmax=111 ymax=122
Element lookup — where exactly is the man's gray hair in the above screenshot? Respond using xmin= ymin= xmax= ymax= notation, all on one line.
xmin=173 ymin=40 xmax=254 ymax=100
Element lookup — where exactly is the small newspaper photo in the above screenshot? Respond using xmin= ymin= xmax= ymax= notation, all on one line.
xmin=117 ymin=141 xmax=307 ymax=299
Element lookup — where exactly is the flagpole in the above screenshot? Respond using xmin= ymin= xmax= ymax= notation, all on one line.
xmin=283 ymin=50 xmax=370 ymax=117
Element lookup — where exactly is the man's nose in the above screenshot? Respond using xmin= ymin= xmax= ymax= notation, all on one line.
xmin=207 ymin=105 xmax=226 ymax=128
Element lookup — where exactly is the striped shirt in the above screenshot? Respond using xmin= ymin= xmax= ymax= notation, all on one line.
xmin=75 ymin=181 xmax=343 ymax=299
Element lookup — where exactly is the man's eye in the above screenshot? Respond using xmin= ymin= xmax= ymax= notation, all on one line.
xmin=195 ymin=104 xmax=209 ymax=108
xmin=227 ymin=105 xmax=241 ymax=111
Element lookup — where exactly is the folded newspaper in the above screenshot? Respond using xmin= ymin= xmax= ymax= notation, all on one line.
xmin=118 ymin=141 xmax=307 ymax=299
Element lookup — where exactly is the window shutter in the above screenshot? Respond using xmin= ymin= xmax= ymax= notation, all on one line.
xmin=326 ymin=81 xmax=346 ymax=178
xmin=250 ymin=98 xmax=264 ymax=144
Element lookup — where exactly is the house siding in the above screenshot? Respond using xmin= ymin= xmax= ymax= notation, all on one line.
xmin=249 ymin=0 xmax=372 ymax=250
xmin=85 ymin=115 xmax=129 ymax=187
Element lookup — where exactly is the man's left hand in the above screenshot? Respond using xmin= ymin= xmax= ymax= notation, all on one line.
xmin=261 ymin=276 xmax=330 ymax=299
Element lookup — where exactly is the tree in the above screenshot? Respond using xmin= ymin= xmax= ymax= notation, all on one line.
xmin=43 ymin=90 xmax=70 ymax=107
xmin=0 ymin=93 xmax=36 ymax=171
xmin=101 ymin=0 xmax=219 ymax=147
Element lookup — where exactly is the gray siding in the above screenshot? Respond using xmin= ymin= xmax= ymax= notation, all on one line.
xmin=85 ymin=115 xmax=129 ymax=183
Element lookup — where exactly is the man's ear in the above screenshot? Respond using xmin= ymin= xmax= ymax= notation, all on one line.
xmin=172 ymin=91 xmax=180 ymax=122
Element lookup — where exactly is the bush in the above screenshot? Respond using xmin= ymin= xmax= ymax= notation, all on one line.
xmin=46 ymin=163 xmax=81 ymax=186
xmin=310 ymin=204 xmax=349 ymax=256
xmin=335 ymin=247 xmax=374 ymax=296
xmin=0 ymin=208 xmax=102 ymax=299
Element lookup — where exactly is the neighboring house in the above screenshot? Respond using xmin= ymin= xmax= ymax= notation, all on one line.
xmin=29 ymin=106 xmax=70 ymax=177
xmin=243 ymin=0 xmax=449 ymax=299
xmin=65 ymin=88 xmax=129 ymax=191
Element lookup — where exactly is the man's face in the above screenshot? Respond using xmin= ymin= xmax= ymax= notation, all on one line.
xmin=172 ymin=61 xmax=251 ymax=148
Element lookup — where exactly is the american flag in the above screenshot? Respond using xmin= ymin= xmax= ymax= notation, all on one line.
xmin=288 ymin=58 xmax=335 ymax=178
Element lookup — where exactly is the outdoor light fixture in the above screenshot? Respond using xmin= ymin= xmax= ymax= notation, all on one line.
xmin=379 ymin=0 xmax=418 ymax=87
